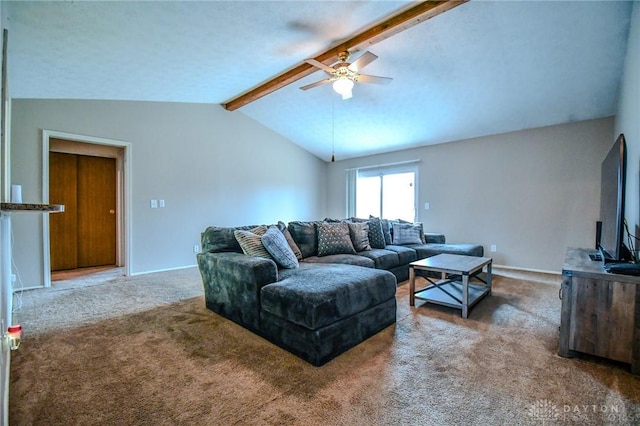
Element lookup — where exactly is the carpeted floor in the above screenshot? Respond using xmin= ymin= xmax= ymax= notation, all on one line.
xmin=8 ymin=267 xmax=640 ymax=425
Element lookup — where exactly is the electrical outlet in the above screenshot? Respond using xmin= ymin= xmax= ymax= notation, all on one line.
xmin=490 ymin=245 xmax=497 ymax=252
xmin=159 ymin=200 xmax=165 ymax=208
xmin=424 ymin=202 xmax=430 ymax=210
xmin=193 ymin=245 xmax=200 ymax=253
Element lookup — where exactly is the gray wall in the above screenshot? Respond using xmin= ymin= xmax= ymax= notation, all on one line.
xmin=326 ymin=118 xmax=614 ymax=273
xmin=615 ymin=1 xmax=640 ymax=242
xmin=10 ymin=100 xmax=326 ymax=285
xmin=8 ymin=1 xmax=640 ymax=283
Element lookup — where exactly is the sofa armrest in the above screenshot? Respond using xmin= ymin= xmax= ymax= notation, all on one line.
xmin=197 ymin=251 xmax=278 ymax=332
xmin=424 ymin=233 xmax=446 ymax=244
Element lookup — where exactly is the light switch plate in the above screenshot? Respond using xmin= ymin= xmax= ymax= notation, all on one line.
xmin=150 ymin=199 xmax=158 ymax=208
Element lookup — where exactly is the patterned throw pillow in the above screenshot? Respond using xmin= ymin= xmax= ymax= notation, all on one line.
xmin=234 ymin=229 xmax=272 ymax=259
xmin=391 ymin=219 xmax=427 ymax=243
xmin=392 ymin=223 xmax=423 ymax=245
xmin=317 ymin=222 xmax=357 ymax=256
xmin=251 ymin=225 xmax=268 ymax=236
xmin=370 ymin=216 xmax=392 ymax=245
xmin=367 ymin=217 xmax=387 ymax=249
xmin=347 ymin=222 xmax=371 ymax=252
xmin=262 ymin=226 xmax=299 ymax=269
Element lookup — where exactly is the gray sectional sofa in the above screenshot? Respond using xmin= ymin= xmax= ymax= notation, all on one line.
xmin=197 ymin=217 xmax=483 ymax=366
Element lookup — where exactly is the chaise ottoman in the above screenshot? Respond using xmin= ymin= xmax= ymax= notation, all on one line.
xmin=258 ymin=263 xmax=397 ymax=366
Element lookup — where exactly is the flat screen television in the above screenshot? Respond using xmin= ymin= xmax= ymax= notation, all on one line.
xmin=598 ymin=133 xmax=628 ymax=263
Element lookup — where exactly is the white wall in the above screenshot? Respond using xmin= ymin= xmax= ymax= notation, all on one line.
xmin=10 ymin=100 xmax=326 ymax=285
xmin=326 ymin=118 xmax=614 ymax=273
xmin=615 ymin=1 xmax=640 ymax=243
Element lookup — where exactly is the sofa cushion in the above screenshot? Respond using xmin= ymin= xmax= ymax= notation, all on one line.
xmin=277 ymin=221 xmax=303 ymax=260
xmin=302 ymin=254 xmax=375 ymax=268
xmin=261 ymin=263 xmax=396 ymax=330
xmin=424 ymin=233 xmax=446 ymax=244
xmin=288 ymin=221 xmax=319 ymax=258
xmin=407 ymin=243 xmax=484 ymax=259
xmin=349 ymin=217 xmax=368 ymax=223
xmin=323 ymin=217 xmax=344 ymax=223
xmin=367 ymin=217 xmax=387 ymax=249
xmin=357 ymin=248 xmax=400 ymax=270
xmin=317 ymin=222 xmax=357 ymax=256
xmin=384 ymin=244 xmax=419 ymax=265
xmin=262 ymin=226 xmax=299 ymax=269
xmin=234 ymin=228 xmax=272 ymax=259
xmin=392 ymin=222 xmax=423 ymax=245
xmin=201 ymin=224 xmax=261 ymax=253
xmin=347 ymin=222 xmax=371 ymax=252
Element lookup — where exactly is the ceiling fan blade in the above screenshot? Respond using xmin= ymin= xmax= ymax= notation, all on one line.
xmin=304 ymin=58 xmax=336 ymax=74
xmin=348 ymin=51 xmax=378 ymax=72
xmin=300 ymin=78 xmax=333 ymax=91
xmin=356 ymin=74 xmax=393 ymax=85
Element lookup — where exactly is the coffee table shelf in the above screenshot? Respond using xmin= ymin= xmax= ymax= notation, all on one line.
xmin=409 ymin=254 xmax=492 ymax=318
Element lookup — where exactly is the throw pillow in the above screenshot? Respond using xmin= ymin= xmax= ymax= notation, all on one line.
xmin=251 ymin=225 xmax=268 ymax=236
xmin=277 ymin=221 xmax=303 ymax=260
xmin=367 ymin=217 xmax=387 ymax=249
xmin=392 ymin=222 xmax=423 ymax=245
xmin=391 ymin=219 xmax=427 ymax=244
xmin=234 ymin=229 xmax=272 ymax=259
xmin=317 ymin=222 xmax=357 ymax=256
xmin=347 ymin=222 xmax=371 ymax=252
xmin=370 ymin=216 xmax=392 ymax=245
xmin=382 ymin=219 xmax=392 ymax=245
xmin=262 ymin=226 xmax=299 ymax=269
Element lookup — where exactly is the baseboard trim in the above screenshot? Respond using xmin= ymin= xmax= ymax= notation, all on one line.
xmin=130 ymin=264 xmax=197 ymax=277
xmin=492 ymin=264 xmax=561 ymax=276
xmin=133 ymin=263 xmax=560 ymax=278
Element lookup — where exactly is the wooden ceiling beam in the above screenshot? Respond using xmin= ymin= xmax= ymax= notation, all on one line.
xmin=222 ymin=1 xmax=468 ymax=111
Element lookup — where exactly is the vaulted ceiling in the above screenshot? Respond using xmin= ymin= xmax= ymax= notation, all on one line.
xmin=4 ymin=1 xmax=634 ymax=161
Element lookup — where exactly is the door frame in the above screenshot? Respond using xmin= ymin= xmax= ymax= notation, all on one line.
xmin=41 ymin=130 xmax=132 ymax=287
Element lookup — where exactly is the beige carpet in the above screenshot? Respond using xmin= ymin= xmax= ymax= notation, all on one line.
xmin=8 ymin=267 xmax=640 ymax=425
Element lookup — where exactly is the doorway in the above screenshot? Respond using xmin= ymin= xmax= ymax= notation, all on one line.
xmin=42 ymin=131 xmax=131 ymax=287
xmin=49 ymin=151 xmax=117 ymax=274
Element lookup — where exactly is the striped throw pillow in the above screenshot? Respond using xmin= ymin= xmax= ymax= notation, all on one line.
xmin=234 ymin=228 xmax=272 ymax=259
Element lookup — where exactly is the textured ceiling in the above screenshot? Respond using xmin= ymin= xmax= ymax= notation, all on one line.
xmin=4 ymin=1 xmax=634 ymax=161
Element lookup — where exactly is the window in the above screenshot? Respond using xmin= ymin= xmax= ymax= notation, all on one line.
xmin=348 ymin=163 xmax=418 ymax=222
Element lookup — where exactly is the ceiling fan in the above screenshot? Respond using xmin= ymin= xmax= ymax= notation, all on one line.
xmin=300 ymin=51 xmax=392 ymax=100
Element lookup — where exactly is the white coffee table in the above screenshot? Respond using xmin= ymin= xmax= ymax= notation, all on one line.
xmin=409 ymin=254 xmax=492 ymax=318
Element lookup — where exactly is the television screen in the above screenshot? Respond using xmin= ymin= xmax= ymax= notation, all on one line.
xmin=599 ymin=134 xmax=626 ymax=261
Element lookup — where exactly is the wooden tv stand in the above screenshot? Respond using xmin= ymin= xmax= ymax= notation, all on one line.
xmin=560 ymin=247 xmax=640 ymax=374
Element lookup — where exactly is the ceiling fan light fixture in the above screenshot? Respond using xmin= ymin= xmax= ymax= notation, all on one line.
xmin=332 ymin=77 xmax=354 ymax=97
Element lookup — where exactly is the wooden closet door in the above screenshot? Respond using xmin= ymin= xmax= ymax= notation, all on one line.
xmin=77 ymin=155 xmax=116 ymax=267
xmin=49 ymin=152 xmax=79 ymax=271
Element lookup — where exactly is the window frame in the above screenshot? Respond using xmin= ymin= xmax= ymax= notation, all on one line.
xmin=350 ymin=162 xmax=419 ymax=222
